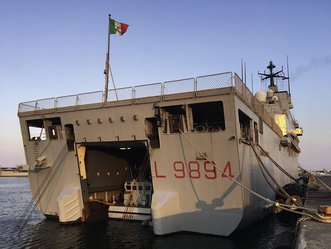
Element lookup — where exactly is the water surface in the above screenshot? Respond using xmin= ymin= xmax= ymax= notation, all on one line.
xmin=0 ymin=177 xmax=297 ymax=249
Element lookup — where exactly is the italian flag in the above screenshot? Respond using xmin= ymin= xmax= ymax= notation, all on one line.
xmin=109 ymin=18 xmax=129 ymax=36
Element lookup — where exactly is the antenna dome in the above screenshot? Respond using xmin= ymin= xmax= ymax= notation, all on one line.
xmin=255 ymin=91 xmax=267 ymax=102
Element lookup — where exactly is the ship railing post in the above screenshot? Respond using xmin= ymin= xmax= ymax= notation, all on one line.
xmin=231 ymin=72 xmax=235 ymax=87
xmin=132 ymin=87 xmax=136 ymax=103
xmin=54 ymin=98 xmax=58 ymax=110
xmin=103 ymin=91 xmax=107 ymax=104
xmin=75 ymin=95 xmax=79 ymax=109
xmin=34 ymin=100 xmax=38 ymax=111
xmin=161 ymin=83 xmax=165 ymax=101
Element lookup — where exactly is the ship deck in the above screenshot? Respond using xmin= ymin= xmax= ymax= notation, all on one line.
xmin=17 ymin=71 xmax=282 ymax=137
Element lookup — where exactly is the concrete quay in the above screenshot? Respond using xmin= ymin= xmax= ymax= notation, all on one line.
xmin=296 ymin=175 xmax=331 ymax=249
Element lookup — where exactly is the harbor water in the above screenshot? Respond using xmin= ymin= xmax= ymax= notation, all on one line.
xmin=0 ymin=177 xmax=298 ymax=249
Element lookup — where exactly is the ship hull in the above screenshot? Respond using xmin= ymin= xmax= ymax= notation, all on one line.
xmin=18 ymin=72 xmax=299 ymax=236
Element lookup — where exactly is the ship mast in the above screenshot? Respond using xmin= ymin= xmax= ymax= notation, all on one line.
xmin=104 ymin=15 xmax=111 ymax=103
xmin=104 ymin=14 xmax=119 ymax=103
xmin=258 ymin=61 xmax=289 ymax=93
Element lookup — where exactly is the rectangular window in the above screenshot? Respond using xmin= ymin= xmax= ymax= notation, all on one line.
xmin=65 ymin=124 xmax=75 ymax=151
xmin=48 ymin=125 xmax=59 ymax=139
xmin=168 ymin=115 xmax=183 ymax=133
xmin=189 ymin=101 xmax=225 ymax=132
xmin=254 ymin=121 xmax=259 ymax=144
xmin=145 ymin=118 xmax=160 ymax=148
xmin=27 ymin=119 xmax=46 ymax=140
xmin=26 ymin=117 xmax=62 ymax=141
xmin=161 ymin=105 xmax=187 ymax=134
xmin=239 ymin=110 xmax=252 ymax=141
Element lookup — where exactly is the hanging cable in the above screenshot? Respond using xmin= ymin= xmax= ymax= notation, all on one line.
xmin=178 ymin=130 xmax=275 ymax=204
xmin=16 ymin=145 xmax=68 ymax=237
xmin=178 ymin=130 xmax=330 ymax=223
xmin=258 ymin=144 xmax=297 ymax=182
xmin=249 ymin=141 xmax=294 ymax=200
xmin=299 ymin=166 xmax=331 ymax=192
xmin=179 ymin=125 xmax=331 ymax=223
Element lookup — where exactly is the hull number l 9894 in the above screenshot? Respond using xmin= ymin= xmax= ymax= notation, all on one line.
xmin=153 ymin=161 xmax=234 ymax=179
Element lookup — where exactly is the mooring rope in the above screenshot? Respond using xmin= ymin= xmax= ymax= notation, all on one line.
xmin=299 ymin=166 xmax=331 ymax=192
xmin=277 ymin=204 xmax=331 ymax=223
xmin=249 ymin=141 xmax=329 ymax=214
xmin=249 ymin=142 xmax=293 ymax=200
xmin=178 ymin=130 xmax=274 ymax=204
xmin=257 ymin=144 xmax=298 ymax=182
xmin=16 ymin=144 xmax=68 ymax=237
xmin=178 ymin=130 xmax=331 ymax=223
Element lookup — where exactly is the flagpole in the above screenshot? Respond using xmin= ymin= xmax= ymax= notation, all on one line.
xmin=104 ymin=15 xmax=119 ymax=103
xmin=104 ymin=15 xmax=111 ymax=103
xmin=109 ymin=59 xmax=119 ymax=100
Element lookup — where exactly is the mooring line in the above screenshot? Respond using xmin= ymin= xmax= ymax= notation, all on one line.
xmin=178 ymin=130 xmax=274 ymax=204
xmin=249 ymin=141 xmax=292 ymax=200
xmin=16 ymin=145 xmax=68 ymax=237
xmin=257 ymin=144 xmax=297 ymax=182
xmin=299 ymin=166 xmax=331 ymax=192
xmin=178 ymin=130 xmax=331 ymax=223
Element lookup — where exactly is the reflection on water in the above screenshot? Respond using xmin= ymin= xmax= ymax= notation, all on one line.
xmin=0 ymin=177 xmax=297 ymax=249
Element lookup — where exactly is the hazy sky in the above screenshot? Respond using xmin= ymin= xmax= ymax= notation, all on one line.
xmin=0 ymin=0 xmax=330 ymax=170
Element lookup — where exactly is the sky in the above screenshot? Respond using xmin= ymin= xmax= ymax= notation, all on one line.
xmin=0 ymin=0 xmax=330 ymax=170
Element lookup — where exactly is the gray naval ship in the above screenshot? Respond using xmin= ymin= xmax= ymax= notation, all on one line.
xmin=18 ymin=61 xmax=303 ymax=236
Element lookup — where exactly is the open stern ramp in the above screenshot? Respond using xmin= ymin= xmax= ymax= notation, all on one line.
xmin=76 ymin=140 xmax=153 ymax=222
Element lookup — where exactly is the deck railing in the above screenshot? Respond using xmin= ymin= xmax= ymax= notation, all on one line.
xmin=18 ymin=72 xmax=233 ymax=113
xmin=17 ymin=71 xmax=283 ymax=136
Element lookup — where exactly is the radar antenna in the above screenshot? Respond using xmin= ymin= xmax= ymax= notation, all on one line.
xmin=258 ymin=61 xmax=289 ymax=92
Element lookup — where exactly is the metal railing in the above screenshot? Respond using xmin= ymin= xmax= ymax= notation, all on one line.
xmin=18 ymin=72 xmax=233 ymax=113
xmin=77 ymin=91 xmax=103 ymax=106
xmin=163 ymin=77 xmax=195 ymax=95
xmin=56 ymin=94 xmax=77 ymax=108
xmin=134 ymin=82 xmax=162 ymax=99
xmin=107 ymin=87 xmax=133 ymax=101
xmin=17 ymin=71 xmax=283 ymax=137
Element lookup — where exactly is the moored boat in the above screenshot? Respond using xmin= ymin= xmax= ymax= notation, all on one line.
xmin=18 ymin=60 xmax=303 ymax=236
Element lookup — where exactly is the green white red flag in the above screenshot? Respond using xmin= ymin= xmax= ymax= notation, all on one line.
xmin=109 ymin=18 xmax=129 ymax=35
